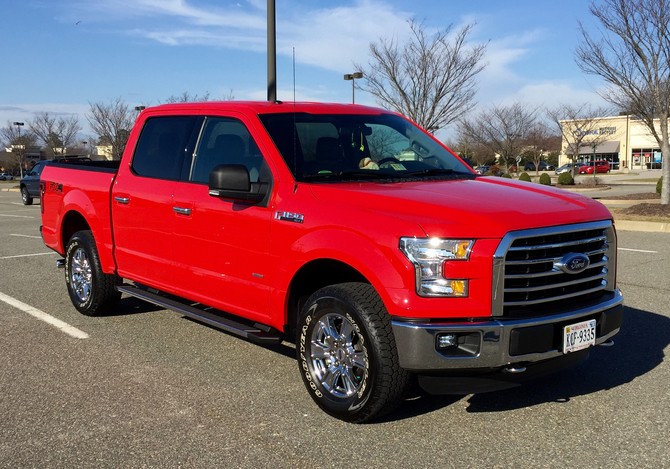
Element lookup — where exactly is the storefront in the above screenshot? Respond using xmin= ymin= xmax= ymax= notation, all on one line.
xmin=559 ymin=114 xmax=664 ymax=171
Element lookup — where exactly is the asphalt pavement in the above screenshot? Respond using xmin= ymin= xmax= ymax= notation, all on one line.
xmin=0 ymin=190 xmax=668 ymax=468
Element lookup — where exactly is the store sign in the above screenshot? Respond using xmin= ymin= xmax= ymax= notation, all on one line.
xmin=573 ymin=126 xmax=617 ymax=137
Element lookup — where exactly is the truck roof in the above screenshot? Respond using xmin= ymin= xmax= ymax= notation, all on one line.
xmin=144 ymin=101 xmax=393 ymax=116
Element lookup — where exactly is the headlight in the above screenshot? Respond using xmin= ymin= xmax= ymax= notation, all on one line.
xmin=399 ymin=237 xmax=473 ymax=297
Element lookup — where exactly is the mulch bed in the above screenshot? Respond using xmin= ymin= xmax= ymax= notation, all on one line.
xmin=619 ymin=203 xmax=670 ymax=218
xmin=595 ymin=192 xmax=669 ymax=219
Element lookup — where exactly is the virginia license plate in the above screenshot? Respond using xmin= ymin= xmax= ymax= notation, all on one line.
xmin=563 ymin=319 xmax=596 ymax=353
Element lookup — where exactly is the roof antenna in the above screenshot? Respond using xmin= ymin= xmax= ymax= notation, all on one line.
xmin=292 ymin=47 xmax=298 ymax=189
xmin=293 ymin=47 xmax=296 ymax=103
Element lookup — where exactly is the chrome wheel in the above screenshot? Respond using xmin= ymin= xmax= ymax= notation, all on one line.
xmin=70 ymin=247 xmax=92 ymax=303
xmin=309 ymin=312 xmax=367 ymax=399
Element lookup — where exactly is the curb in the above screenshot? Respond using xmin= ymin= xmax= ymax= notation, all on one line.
xmin=598 ymin=199 xmax=659 ymax=206
xmin=613 ymin=219 xmax=670 ymax=233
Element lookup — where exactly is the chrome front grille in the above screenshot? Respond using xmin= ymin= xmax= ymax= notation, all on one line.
xmin=491 ymin=221 xmax=617 ymax=317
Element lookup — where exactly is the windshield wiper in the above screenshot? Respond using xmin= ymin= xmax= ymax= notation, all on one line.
xmin=301 ymin=170 xmax=392 ymax=181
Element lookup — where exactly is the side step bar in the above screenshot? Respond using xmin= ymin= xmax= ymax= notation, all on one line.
xmin=117 ymin=284 xmax=283 ymax=345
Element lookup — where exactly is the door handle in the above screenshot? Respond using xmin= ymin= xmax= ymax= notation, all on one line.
xmin=114 ymin=196 xmax=130 ymax=204
xmin=173 ymin=206 xmax=192 ymax=215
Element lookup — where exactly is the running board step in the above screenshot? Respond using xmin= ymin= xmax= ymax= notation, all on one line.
xmin=117 ymin=285 xmax=283 ymax=345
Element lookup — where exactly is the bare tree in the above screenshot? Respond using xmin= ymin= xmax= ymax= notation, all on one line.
xmin=448 ymin=134 xmax=495 ymax=167
xmin=458 ymin=103 xmax=538 ymax=171
xmin=524 ymin=123 xmax=560 ymax=175
xmin=87 ymin=98 xmax=135 ymax=160
xmin=162 ymin=90 xmax=234 ymax=103
xmin=356 ymin=20 xmax=487 ymax=132
xmin=0 ymin=121 xmax=38 ymax=177
xmin=28 ymin=112 xmax=81 ymax=156
xmin=547 ymin=103 xmax=611 ymax=176
xmin=163 ymin=91 xmax=212 ymax=103
xmin=575 ymin=0 xmax=670 ymax=204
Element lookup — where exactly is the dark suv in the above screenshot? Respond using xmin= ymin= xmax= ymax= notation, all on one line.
xmin=19 ymin=161 xmax=47 ymax=205
xmin=524 ymin=161 xmax=555 ymax=171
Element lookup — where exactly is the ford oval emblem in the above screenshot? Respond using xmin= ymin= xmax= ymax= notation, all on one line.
xmin=555 ymin=253 xmax=590 ymax=274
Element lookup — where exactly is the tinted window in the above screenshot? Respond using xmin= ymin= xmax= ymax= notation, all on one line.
xmin=30 ymin=162 xmax=46 ymax=177
xmin=132 ymin=116 xmax=200 ymax=180
xmin=259 ymin=113 xmax=472 ymax=182
xmin=190 ymin=117 xmax=268 ymax=184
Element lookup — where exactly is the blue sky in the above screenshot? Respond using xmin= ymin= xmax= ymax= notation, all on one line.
xmin=1 ymin=0 xmax=607 ymax=138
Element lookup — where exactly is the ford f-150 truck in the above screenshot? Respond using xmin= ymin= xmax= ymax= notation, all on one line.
xmin=40 ymin=101 xmax=623 ymax=422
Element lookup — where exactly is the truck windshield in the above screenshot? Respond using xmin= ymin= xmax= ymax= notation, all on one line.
xmin=258 ymin=112 xmax=473 ymax=182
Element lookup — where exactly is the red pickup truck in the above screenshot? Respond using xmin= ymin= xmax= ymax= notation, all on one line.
xmin=40 ymin=101 xmax=623 ymax=422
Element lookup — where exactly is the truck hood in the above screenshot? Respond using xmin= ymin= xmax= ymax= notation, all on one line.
xmin=306 ymin=176 xmax=613 ymax=239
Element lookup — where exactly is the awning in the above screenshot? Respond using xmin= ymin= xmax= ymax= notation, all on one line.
xmin=578 ymin=140 xmax=620 ymax=155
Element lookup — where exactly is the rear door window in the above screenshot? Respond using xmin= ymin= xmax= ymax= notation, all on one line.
xmin=132 ymin=116 xmax=202 ymax=181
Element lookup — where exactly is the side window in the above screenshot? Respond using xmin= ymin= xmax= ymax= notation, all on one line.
xmin=191 ymin=117 xmax=269 ymax=184
xmin=132 ymin=116 xmax=200 ymax=180
xmin=32 ymin=163 xmax=45 ymax=177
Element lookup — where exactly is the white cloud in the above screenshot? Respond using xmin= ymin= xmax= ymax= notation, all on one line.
xmin=72 ymin=0 xmax=412 ymax=72
xmin=278 ymin=1 xmax=412 ymax=72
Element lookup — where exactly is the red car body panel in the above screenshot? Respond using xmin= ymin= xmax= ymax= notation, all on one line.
xmin=578 ymin=161 xmax=610 ymax=174
xmin=40 ymin=101 xmax=616 ymax=330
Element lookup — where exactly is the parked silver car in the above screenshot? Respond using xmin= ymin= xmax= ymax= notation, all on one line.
xmin=555 ymin=163 xmax=585 ymax=175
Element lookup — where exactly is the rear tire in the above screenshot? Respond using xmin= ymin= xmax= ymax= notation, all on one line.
xmin=297 ymin=282 xmax=410 ymax=423
xmin=21 ymin=187 xmax=33 ymax=205
xmin=65 ymin=230 xmax=120 ymax=316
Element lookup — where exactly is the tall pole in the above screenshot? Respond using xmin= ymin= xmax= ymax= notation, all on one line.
xmin=13 ymin=122 xmax=25 ymax=177
xmin=343 ymin=72 xmax=363 ymax=104
xmin=267 ymin=0 xmax=277 ymax=102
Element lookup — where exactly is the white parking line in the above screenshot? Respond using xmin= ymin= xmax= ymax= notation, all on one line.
xmin=618 ymin=248 xmax=658 ymax=254
xmin=0 ymin=291 xmax=89 ymax=339
xmin=10 ymin=234 xmax=42 ymax=239
xmin=0 ymin=214 xmax=34 ymax=218
xmin=0 ymin=252 xmax=56 ymax=260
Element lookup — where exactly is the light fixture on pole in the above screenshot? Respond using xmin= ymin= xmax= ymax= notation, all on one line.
xmin=13 ymin=121 xmax=24 ymax=140
xmin=343 ymin=72 xmax=363 ymax=104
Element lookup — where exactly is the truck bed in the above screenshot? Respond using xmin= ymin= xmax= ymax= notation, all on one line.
xmin=40 ymin=160 xmax=121 ymax=272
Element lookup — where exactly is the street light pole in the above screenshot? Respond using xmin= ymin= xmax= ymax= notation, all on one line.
xmin=13 ymin=122 xmax=25 ymax=177
xmin=343 ymin=72 xmax=363 ymax=104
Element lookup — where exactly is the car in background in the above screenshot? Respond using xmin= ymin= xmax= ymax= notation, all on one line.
xmin=578 ymin=160 xmax=610 ymax=174
xmin=0 ymin=173 xmax=15 ymax=180
xmin=19 ymin=161 xmax=48 ymax=205
xmin=555 ymin=163 xmax=585 ymax=175
xmin=524 ymin=161 xmax=555 ymax=171
xmin=474 ymin=165 xmax=489 ymax=174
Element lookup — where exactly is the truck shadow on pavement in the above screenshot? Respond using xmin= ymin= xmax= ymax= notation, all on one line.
xmin=388 ymin=306 xmax=668 ymax=420
xmin=465 ymin=306 xmax=668 ymax=413
xmin=105 ymin=297 xmax=165 ymax=316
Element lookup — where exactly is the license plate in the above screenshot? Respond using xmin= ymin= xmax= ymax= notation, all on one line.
xmin=563 ymin=319 xmax=596 ymax=353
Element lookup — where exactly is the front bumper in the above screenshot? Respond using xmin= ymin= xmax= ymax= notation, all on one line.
xmin=391 ymin=289 xmax=623 ymax=372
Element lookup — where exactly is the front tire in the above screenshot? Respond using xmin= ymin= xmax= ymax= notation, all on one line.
xmin=297 ymin=283 xmax=410 ymax=423
xmin=65 ymin=230 xmax=120 ymax=316
xmin=21 ymin=187 xmax=33 ymax=205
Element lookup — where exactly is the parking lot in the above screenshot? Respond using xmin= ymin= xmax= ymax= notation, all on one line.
xmin=0 ymin=189 xmax=668 ymax=468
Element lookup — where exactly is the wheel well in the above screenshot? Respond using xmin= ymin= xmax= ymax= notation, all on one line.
xmin=285 ymin=259 xmax=368 ymax=339
xmin=61 ymin=211 xmax=91 ymax=250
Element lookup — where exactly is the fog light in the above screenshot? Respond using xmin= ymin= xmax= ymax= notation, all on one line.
xmin=449 ymin=280 xmax=467 ymax=296
xmin=436 ymin=333 xmax=458 ymax=349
